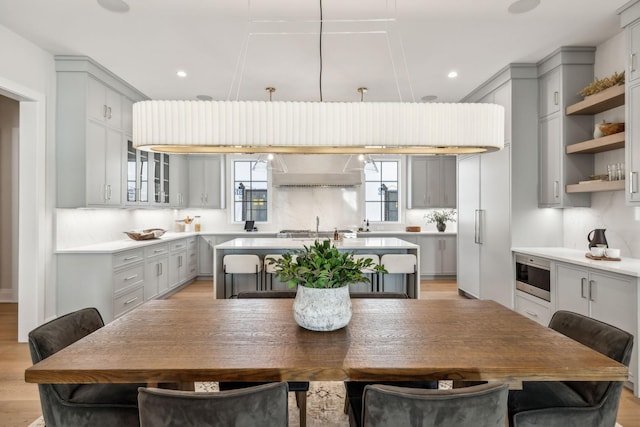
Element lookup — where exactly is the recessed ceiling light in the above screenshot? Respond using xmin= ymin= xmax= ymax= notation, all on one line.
xmin=508 ymin=0 xmax=540 ymax=14
xmin=196 ymin=95 xmax=213 ymax=101
xmin=447 ymin=71 xmax=458 ymax=79
xmin=96 ymin=0 xmax=130 ymax=13
xmin=176 ymin=70 xmax=187 ymax=78
xmin=421 ymin=95 xmax=438 ymax=102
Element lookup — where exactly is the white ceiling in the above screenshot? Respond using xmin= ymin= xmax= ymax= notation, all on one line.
xmin=0 ymin=0 xmax=629 ymax=102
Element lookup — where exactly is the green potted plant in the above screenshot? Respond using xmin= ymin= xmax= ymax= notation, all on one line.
xmin=268 ymin=239 xmax=386 ymax=331
xmin=424 ymin=209 xmax=456 ymax=232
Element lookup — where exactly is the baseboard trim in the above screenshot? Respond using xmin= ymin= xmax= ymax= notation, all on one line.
xmin=0 ymin=289 xmax=17 ymax=302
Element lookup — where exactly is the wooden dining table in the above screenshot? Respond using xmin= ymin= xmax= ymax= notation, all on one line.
xmin=25 ymin=298 xmax=628 ymax=386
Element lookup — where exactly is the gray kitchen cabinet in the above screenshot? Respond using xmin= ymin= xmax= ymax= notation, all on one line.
xmin=538 ymin=115 xmax=562 ymax=206
xmin=186 ymin=237 xmax=198 ymax=280
xmin=621 ymin=6 xmax=640 ymax=204
xmin=515 ymin=291 xmax=552 ymax=326
xmin=86 ymin=120 xmax=123 ymax=206
xmin=555 ymin=262 xmax=637 ymax=388
xmin=57 ymin=248 xmax=146 ymax=324
xmin=87 ymin=75 xmax=123 ymax=127
xmin=125 ymin=139 xmax=150 ymax=205
xmin=170 ymin=155 xmax=189 ymax=208
xmin=627 ymin=82 xmax=640 ymax=203
xmin=198 ymin=236 xmax=215 ymax=276
xmin=150 ymin=152 xmax=171 ymax=206
xmin=458 ymin=64 xmax=561 ymax=308
xmin=536 ymin=48 xmax=595 ymax=208
xmin=55 ymin=56 xmax=146 ymax=208
xmin=409 ymin=156 xmax=456 ymax=208
xmin=168 ymin=237 xmax=197 ymax=288
xmin=418 ymin=235 xmax=456 ymax=277
xmin=188 ymin=155 xmax=225 ymax=208
xmin=538 ymin=66 xmax=561 ymax=118
xmin=169 ymin=240 xmax=188 ymax=289
xmin=144 ymin=243 xmax=169 ymax=300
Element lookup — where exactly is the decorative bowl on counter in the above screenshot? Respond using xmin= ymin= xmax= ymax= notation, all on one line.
xmin=124 ymin=228 xmax=167 ymax=241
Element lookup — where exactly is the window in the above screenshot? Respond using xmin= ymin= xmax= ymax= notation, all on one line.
xmin=364 ymin=160 xmax=399 ymax=222
xmin=233 ymin=160 xmax=268 ymax=222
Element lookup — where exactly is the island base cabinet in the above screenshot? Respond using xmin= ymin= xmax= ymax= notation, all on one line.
xmin=556 ymin=263 xmax=638 ymax=394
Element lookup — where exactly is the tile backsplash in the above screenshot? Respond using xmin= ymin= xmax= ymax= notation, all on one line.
xmin=56 ymin=186 xmax=455 ymax=248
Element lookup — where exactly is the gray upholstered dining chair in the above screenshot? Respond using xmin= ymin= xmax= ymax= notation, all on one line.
xmin=221 ymin=290 xmax=308 ymax=427
xmin=27 ymin=307 xmax=142 ymax=427
xmin=361 ymin=382 xmax=509 ymax=427
xmin=138 ymin=382 xmax=289 ymax=427
xmin=508 ymin=310 xmax=633 ymax=427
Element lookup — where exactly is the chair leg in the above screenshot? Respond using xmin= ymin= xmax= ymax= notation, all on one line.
xmin=343 ymin=394 xmax=349 ymax=414
xmin=295 ymin=390 xmax=307 ymax=427
xmin=223 ymin=271 xmax=227 ymax=299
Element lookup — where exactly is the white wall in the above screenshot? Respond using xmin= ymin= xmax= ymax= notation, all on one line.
xmin=563 ymin=32 xmax=640 ymax=258
xmin=0 ymin=23 xmax=56 ymax=340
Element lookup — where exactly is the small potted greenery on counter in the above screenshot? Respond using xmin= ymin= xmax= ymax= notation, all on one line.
xmin=424 ymin=209 xmax=457 ymax=232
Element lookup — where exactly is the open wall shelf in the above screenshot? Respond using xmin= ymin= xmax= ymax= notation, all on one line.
xmin=566 ymin=180 xmax=625 ymax=193
xmin=565 ymin=85 xmax=625 ymax=115
xmin=566 ymin=132 xmax=625 ymax=154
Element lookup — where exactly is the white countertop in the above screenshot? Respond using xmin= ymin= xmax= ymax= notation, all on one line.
xmin=215 ymin=237 xmax=419 ymax=250
xmin=512 ymin=247 xmax=640 ymax=278
xmin=56 ymin=230 xmax=449 ymax=254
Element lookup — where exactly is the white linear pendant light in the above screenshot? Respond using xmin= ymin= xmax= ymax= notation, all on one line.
xmin=132 ymin=100 xmax=504 ymax=155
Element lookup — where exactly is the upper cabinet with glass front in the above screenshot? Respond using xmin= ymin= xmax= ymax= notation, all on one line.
xmin=55 ymin=56 xmax=147 ymax=208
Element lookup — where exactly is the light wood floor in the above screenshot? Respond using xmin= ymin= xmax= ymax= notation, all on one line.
xmin=2 ymin=279 xmax=638 ymax=427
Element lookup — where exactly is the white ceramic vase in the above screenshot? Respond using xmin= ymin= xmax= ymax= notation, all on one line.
xmin=293 ymin=285 xmax=352 ymax=331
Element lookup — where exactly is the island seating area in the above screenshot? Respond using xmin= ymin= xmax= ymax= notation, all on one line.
xmin=213 ymin=238 xmax=421 ymax=299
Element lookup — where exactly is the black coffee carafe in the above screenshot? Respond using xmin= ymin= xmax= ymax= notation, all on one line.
xmin=587 ymin=229 xmax=608 ymax=248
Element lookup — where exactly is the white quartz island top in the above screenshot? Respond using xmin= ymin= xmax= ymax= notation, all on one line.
xmin=512 ymin=247 xmax=640 ymax=277
xmin=215 ymin=237 xmax=419 ymax=250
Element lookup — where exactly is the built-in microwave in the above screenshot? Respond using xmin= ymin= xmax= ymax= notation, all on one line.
xmin=515 ymin=254 xmax=551 ymax=302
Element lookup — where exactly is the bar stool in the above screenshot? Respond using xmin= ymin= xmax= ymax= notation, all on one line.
xmin=264 ymin=254 xmax=283 ymax=290
xmin=223 ymin=254 xmax=262 ymax=298
xmin=380 ymin=254 xmax=416 ymax=294
xmin=264 ymin=254 xmax=297 ymax=290
xmin=352 ymin=254 xmax=380 ymax=292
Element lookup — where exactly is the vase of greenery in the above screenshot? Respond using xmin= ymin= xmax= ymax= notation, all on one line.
xmin=424 ymin=209 xmax=457 ymax=232
xmin=269 ymin=239 xmax=386 ymax=331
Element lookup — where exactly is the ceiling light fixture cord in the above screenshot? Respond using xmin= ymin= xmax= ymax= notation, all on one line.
xmin=319 ymin=0 xmax=324 ymax=102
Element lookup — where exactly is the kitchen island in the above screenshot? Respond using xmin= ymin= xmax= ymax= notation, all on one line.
xmin=213 ymin=237 xmax=420 ymax=298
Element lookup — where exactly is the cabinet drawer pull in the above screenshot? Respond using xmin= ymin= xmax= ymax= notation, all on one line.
xmin=581 ymin=278 xmax=587 ymax=299
xmin=107 ymin=106 xmax=112 ymax=120
xmin=589 ymin=280 xmax=596 ymax=302
xmin=631 ymin=172 xmax=638 ymax=194
xmin=631 ymin=53 xmax=637 ymax=73
xmin=525 ymin=310 xmax=538 ymax=318
xmin=123 ymin=256 xmax=138 ymax=261
xmin=124 ymin=296 xmax=139 ymax=305
xmin=553 ymin=91 xmax=558 ymax=106
xmin=124 ymin=274 xmax=138 ymax=281
xmin=103 ymin=104 xmax=108 ymax=118
xmin=154 ymin=249 xmax=164 ymax=253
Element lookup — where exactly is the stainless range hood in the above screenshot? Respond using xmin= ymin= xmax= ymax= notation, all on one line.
xmin=272 ymin=155 xmax=362 ymax=188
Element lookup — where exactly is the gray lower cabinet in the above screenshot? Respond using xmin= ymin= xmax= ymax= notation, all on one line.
xmin=57 ymin=237 xmax=195 ymax=324
xmin=57 ymin=248 xmax=145 ymax=323
xmin=144 ymin=243 xmax=169 ymax=300
xmin=555 ymin=262 xmax=638 ymax=392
